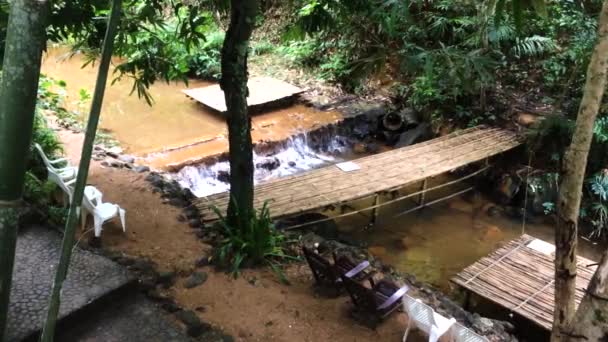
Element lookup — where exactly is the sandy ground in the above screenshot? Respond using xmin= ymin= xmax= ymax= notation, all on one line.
xmin=56 ymin=128 xmax=424 ymax=342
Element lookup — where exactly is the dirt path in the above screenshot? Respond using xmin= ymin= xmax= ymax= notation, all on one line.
xmin=55 ymin=128 xmax=421 ymax=341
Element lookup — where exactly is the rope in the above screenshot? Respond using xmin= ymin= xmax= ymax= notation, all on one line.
xmin=463 ymin=236 xmax=533 ymax=285
xmin=513 ymin=279 xmax=555 ymax=311
xmin=521 ymin=154 xmax=532 ymax=235
xmin=282 ymin=165 xmax=491 ymax=231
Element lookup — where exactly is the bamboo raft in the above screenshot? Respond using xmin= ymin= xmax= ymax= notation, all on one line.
xmin=194 ymin=126 xmax=522 ymax=223
xmin=452 ymin=235 xmax=598 ymax=331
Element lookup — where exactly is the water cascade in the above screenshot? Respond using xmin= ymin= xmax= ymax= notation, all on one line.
xmin=174 ymin=132 xmax=349 ymax=197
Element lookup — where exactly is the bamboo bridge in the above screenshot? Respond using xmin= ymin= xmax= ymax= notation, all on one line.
xmin=194 ymin=126 xmax=522 ymax=224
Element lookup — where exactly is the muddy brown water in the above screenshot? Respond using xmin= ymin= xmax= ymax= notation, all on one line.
xmin=333 ymin=177 xmax=604 ymax=291
xmin=41 ymin=46 xmax=342 ymax=169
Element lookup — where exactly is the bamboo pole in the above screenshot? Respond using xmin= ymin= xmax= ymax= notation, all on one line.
xmin=39 ymin=0 xmax=121 ymax=340
xmin=0 ymin=0 xmax=48 ymax=338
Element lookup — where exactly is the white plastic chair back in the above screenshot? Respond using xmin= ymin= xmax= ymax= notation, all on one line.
xmin=81 ymin=186 xmax=126 ymax=237
xmin=34 ymin=143 xmax=53 ymax=169
xmin=451 ymin=323 xmax=489 ymax=342
xmin=403 ymin=295 xmax=456 ymax=342
xmin=403 ymin=295 xmax=435 ymax=335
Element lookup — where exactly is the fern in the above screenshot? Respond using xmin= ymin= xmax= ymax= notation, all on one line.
xmin=511 ymin=35 xmax=556 ymax=58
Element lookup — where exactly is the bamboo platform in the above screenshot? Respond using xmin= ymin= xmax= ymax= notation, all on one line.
xmin=452 ymin=235 xmax=598 ymax=331
xmin=183 ymin=77 xmax=303 ymax=113
xmin=194 ymin=126 xmax=521 ymax=223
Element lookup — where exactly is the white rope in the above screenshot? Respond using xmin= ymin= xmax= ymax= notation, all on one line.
xmin=463 ymin=237 xmax=532 ymax=285
xmin=513 ymin=279 xmax=555 ymax=311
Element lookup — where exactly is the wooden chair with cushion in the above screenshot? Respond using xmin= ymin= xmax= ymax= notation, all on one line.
xmin=302 ymin=246 xmax=371 ymax=293
xmin=342 ymin=273 xmax=409 ymax=325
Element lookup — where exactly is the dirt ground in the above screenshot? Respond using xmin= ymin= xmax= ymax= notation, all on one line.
xmin=56 ymin=128 xmax=423 ymax=342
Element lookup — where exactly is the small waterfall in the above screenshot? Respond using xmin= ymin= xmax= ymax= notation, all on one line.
xmin=175 ymin=132 xmax=348 ymax=197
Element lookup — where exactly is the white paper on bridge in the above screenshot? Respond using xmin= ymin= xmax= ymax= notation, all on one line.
xmin=336 ymin=161 xmax=361 ymax=172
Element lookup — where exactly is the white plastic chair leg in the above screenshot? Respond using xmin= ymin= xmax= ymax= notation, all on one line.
xmin=118 ymin=207 xmax=126 ymax=232
xmin=80 ymin=209 xmax=88 ymax=231
xmin=93 ymin=215 xmax=103 ymax=238
xmin=403 ymin=320 xmax=411 ymax=342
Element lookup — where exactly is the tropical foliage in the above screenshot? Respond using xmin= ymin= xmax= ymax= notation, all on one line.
xmin=213 ymin=201 xmax=294 ymax=282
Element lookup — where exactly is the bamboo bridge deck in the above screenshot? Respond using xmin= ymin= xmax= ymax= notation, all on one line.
xmin=452 ymin=235 xmax=597 ymax=330
xmin=194 ymin=126 xmax=521 ymax=223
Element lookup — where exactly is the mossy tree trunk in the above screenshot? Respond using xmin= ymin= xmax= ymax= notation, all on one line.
xmin=0 ymin=0 xmax=48 ymax=338
xmin=220 ymin=0 xmax=259 ymax=229
xmin=552 ymin=1 xmax=608 ymax=341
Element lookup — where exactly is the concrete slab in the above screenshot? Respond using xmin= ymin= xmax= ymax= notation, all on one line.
xmin=6 ymin=226 xmax=133 ymax=342
xmin=55 ymin=294 xmax=228 ymax=342
xmin=182 ymin=77 xmax=304 ymax=113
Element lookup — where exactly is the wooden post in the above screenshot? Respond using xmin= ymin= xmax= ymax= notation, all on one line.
xmin=369 ymin=194 xmax=380 ymax=227
xmin=417 ymin=178 xmax=428 ymax=206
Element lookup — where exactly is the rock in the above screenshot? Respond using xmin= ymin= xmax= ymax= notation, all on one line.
xmin=169 ymin=197 xmax=189 ymax=208
xmin=161 ymin=301 xmax=181 ymax=313
xmin=119 ymin=154 xmax=135 ymax=164
xmin=177 ymin=214 xmax=186 ymax=222
xmin=353 ymin=143 xmax=367 ymax=154
xmin=175 ymin=310 xmax=210 ymax=337
xmin=184 ymin=207 xmax=199 ymax=220
xmin=106 ymin=146 xmax=123 ymax=157
xmin=196 ymin=255 xmax=211 ymax=268
xmin=395 ymin=123 xmax=431 ymax=148
xmin=352 ymin=121 xmax=372 ymax=139
xmin=184 ymin=271 xmax=208 ymax=289
xmin=216 ymin=170 xmax=230 ymax=183
xmin=516 ymin=113 xmax=541 ymax=127
xmin=495 ymin=174 xmax=521 ymax=204
xmin=181 ymin=188 xmax=195 ymax=201
xmin=256 ymin=157 xmax=281 ymax=171
xmin=157 ymin=271 xmax=176 ymax=288
xmin=145 ymin=172 xmax=165 ymax=188
xmin=189 ymin=219 xmax=201 ymax=228
xmin=135 ymin=165 xmax=150 ymax=173
xmin=288 ymin=161 xmax=296 ymax=167
xmin=366 ymin=143 xmax=380 ymax=154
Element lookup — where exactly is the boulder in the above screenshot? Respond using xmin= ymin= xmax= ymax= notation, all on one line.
xmin=256 ymin=157 xmax=280 ymax=171
xmin=495 ymin=174 xmax=521 ymax=204
xmin=395 ymin=123 xmax=431 ymax=148
xmin=184 ymin=271 xmax=208 ymax=289
xmin=216 ymin=171 xmax=230 ymax=183
xmin=119 ymin=154 xmax=135 ymax=164
xmin=135 ymin=165 xmax=150 ymax=173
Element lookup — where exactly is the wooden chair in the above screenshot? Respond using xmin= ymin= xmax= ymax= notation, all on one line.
xmin=302 ymin=246 xmax=370 ymax=292
xmin=333 ymin=252 xmax=377 ymax=285
xmin=342 ymin=274 xmax=409 ymax=323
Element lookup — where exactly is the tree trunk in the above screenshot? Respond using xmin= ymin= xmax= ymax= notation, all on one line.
xmin=565 ymin=251 xmax=608 ymax=341
xmin=220 ymin=0 xmax=258 ymax=229
xmin=552 ymin=1 xmax=608 ymax=341
xmin=39 ymin=0 xmax=121 ymax=339
xmin=0 ymin=0 xmax=48 ymax=338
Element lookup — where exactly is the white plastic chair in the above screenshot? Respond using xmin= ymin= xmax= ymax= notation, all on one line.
xmin=81 ymin=186 xmax=126 ymax=237
xmin=403 ymin=295 xmax=456 ymax=342
xmin=34 ymin=143 xmax=77 ymax=181
xmin=48 ymin=169 xmax=77 ymax=204
xmin=450 ymin=323 xmax=489 ymax=342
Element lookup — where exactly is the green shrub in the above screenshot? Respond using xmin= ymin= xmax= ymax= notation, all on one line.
xmin=213 ymin=201 xmax=295 ymax=282
xmin=188 ymin=31 xmax=225 ymax=80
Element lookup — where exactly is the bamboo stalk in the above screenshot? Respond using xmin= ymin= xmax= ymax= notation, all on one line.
xmin=39 ymin=0 xmax=121 ymax=340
